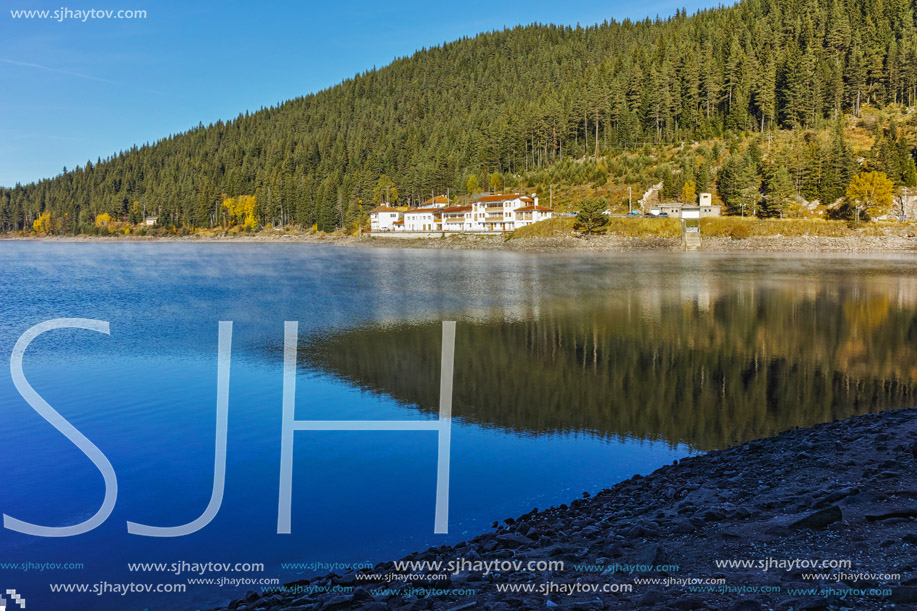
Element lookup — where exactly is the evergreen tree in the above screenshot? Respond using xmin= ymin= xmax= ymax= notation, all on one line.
xmin=764 ymin=165 xmax=795 ymax=217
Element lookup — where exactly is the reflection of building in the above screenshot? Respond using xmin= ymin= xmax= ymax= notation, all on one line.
xmin=369 ymin=193 xmax=553 ymax=233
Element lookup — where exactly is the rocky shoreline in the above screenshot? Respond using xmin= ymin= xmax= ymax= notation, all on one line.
xmin=5 ymin=233 xmax=917 ymax=254
xmin=207 ymin=407 xmax=917 ymax=611
xmin=354 ymin=234 xmax=917 ymax=253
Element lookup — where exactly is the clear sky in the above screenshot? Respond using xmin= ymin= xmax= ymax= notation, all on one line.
xmin=0 ymin=0 xmax=722 ymax=187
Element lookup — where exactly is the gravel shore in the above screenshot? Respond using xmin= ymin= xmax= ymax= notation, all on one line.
xmin=208 ymin=407 xmax=917 ymax=611
xmin=5 ymin=232 xmax=917 ymax=254
xmin=351 ymin=234 xmax=917 ymax=253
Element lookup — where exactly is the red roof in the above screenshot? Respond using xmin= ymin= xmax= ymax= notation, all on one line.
xmin=439 ymin=205 xmax=472 ymax=213
xmin=370 ymin=205 xmax=399 ymax=213
xmin=513 ymin=206 xmax=553 ymax=212
xmin=473 ymin=193 xmax=529 ymax=203
xmin=404 ymin=207 xmax=443 ymax=215
xmin=422 ymin=195 xmax=452 ymax=205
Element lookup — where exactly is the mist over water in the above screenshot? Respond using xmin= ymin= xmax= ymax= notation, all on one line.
xmin=0 ymin=243 xmax=914 ymax=610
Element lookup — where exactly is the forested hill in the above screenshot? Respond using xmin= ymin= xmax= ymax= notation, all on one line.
xmin=2 ymin=0 xmax=915 ymax=233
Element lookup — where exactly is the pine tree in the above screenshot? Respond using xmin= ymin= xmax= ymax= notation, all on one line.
xmin=765 ymin=165 xmax=795 ymax=217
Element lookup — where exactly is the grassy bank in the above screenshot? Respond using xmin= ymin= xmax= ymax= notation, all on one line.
xmin=511 ymin=217 xmax=915 ymax=240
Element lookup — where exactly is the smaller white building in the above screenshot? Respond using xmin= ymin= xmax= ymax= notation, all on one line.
xmin=512 ymin=203 xmax=553 ymax=228
xmin=369 ymin=205 xmax=401 ymax=232
xmin=652 ymin=200 xmax=721 ymax=218
xmin=403 ymin=207 xmax=443 ymax=232
xmin=144 ymin=216 xmax=158 ymax=226
xmin=440 ymin=205 xmax=473 ymax=231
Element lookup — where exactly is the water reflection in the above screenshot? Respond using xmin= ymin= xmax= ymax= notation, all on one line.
xmin=302 ymin=270 xmax=917 ymax=450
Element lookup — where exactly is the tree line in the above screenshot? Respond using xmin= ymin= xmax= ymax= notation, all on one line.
xmin=2 ymin=0 xmax=917 ymax=233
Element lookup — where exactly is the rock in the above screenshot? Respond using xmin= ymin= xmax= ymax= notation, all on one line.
xmin=496 ymin=532 xmax=535 ymax=549
xmin=702 ymin=509 xmax=726 ymax=521
xmin=811 ymin=486 xmax=858 ymax=509
xmin=319 ymin=595 xmax=352 ymax=611
xmin=790 ymin=505 xmax=842 ymax=530
xmin=865 ymin=507 xmax=917 ymax=521
xmin=890 ymin=586 xmax=917 ymax=604
xmin=668 ymin=596 xmax=709 ymax=609
xmin=673 ymin=520 xmax=695 ymax=534
xmin=729 ymin=601 xmax=763 ymax=611
xmin=332 ymin=573 xmax=357 ymax=586
xmin=632 ymin=543 xmax=661 ymax=567
xmin=637 ymin=589 xmax=667 ymax=606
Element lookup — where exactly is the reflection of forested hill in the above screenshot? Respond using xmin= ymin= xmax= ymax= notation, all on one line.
xmin=301 ymin=288 xmax=917 ymax=450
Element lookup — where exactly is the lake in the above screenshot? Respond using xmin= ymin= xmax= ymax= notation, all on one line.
xmin=0 ymin=243 xmax=914 ymax=610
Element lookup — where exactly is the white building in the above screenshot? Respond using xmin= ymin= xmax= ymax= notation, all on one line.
xmin=421 ymin=195 xmax=452 ymax=207
xmin=652 ymin=194 xmax=721 ymax=218
xmin=403 ymin=207 xmax=443 ymax=231
xmin=440 ymin=205 xmax=474 ymax=231
xmin=466 ymin=193 xmax=553 ymax=231
xmin=384 ymin=193 xmax=552 ymax=233
xmin=369 ymin=205 xmax=401 ymax=232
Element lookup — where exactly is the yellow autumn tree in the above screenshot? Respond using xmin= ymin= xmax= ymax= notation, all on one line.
xmin=32 ymin=212 xmax=53 ymax=235
xmin=222 ymin=195 xmax=258 ymax=229
xmin=95 ymin=213 xmax=113 ymax=228
xmin=845 ymin=171 xmax=895 ymax=218
xmin=681 ymin=180 xmax=697 ymax=204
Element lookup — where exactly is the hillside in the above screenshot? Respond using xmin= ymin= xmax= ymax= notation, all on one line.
xmin=2 ymin=0 xmax=917 ymax=234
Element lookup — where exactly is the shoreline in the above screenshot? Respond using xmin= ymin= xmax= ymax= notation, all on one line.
xmin=4 ymin=233 xmax=917 ymax=254
xmin=208 ymin=407 xmax=917 ymax=611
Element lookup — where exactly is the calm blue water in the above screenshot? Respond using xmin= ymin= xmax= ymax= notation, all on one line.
xmin=0 ymin=243 xmax=693 ymax=611
xmin=2 ymin=243 xmax=915 ymax=610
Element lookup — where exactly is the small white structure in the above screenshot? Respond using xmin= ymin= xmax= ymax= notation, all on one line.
xmin=369 ymin=205 xmax=401 ymax=232
xmin=699 ymin=192 xmax=712 ymax=206
xmin=144 ymin=216 xmax=158 ymax=226
xmin=653 ymin=202 xmax=721 ymax=218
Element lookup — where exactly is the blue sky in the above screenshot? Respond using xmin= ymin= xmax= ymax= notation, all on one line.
xmin=1 ymin=0 xmax=721 ymax=187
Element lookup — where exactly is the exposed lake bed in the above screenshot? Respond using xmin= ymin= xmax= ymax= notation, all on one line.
xmin=211 ymin=407 xmax=917 ymax=611
xmin=6 ymin=229 xmax=917 ymax=254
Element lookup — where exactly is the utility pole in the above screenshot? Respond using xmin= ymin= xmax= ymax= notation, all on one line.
xmin=628 ymin=186 xmax=632 ymax=214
